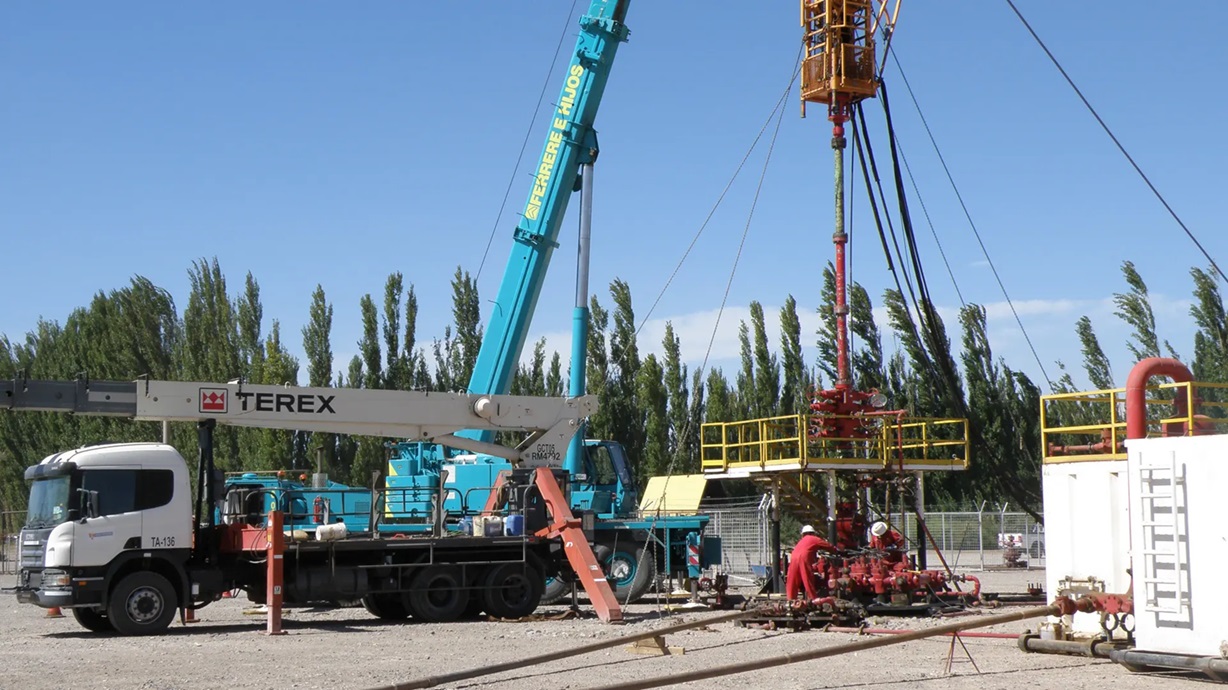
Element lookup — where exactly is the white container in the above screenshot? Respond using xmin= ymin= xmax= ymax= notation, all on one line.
xmin=1042 ymin=459 xmax=1132 ymax=637
xmin=482 ymin=516 xmax=503 ymax=538
xmin=1127 ymin=435 xmax=1228 ymax=657
xmin=315 ymin=522 xmax=348 ymax=542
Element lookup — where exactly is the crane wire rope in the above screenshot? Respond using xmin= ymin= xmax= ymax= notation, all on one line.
xmin=632 ymin=45 xmax=804 ymax=342
xmin=475 ymin=0 xmax=582 ymax=283
xmin=1005 ymin=0 xmax=1226 ymax=287
xmin=621 ymin=54 xmax=799 ymax=615
xmin=887 ymin=50 xmax=1052 ymax=387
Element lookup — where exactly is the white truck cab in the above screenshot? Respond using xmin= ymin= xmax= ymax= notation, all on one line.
xmin=18 ymin=443 xmax=192 ymax=633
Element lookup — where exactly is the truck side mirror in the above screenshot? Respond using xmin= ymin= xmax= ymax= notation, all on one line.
xmin=77 ymin=488 xmax=100 ymax=521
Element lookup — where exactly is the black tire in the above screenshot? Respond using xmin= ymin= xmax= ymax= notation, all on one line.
xmin=481 ymin=563 xmax=543 ymax=620
xmin=71 ymin=606 xmax=113 ymax=633
xmin=361 ymin=593 xmax=410 ymax=620
xmin=540 ymin=576 xmax=570 ymax=605
xmin=407 ymin=566 xmax=469 ymax=623
xmin=601 ymin=541 xmax=655 ymax=604
xmin=106 ymin=572 xmax=178 ymax=636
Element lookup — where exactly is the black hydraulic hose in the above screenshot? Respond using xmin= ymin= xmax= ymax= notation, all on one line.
xmin=850 ymin=109 xmax=894 ymax=273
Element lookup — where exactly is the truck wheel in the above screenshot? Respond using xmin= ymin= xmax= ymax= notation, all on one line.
xmin=481 ymin=563 xmax=543 ymax=620
xmin=540 ymin=576 xmax=570 ymax=605
xmin=408 ymin=566 xmax=468 ymax=623
xmin=106 ymin=572 xmax=178 ymax=636
xmin=601 ymin=542 xmax=655 ymax=604
xmin=71 ymin=607 xmax=113 ymax=633
xmin=361 ymin=593 xmax=409 ymax=620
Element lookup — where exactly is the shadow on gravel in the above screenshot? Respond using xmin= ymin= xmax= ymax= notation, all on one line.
xmin=452 ymin=630 xmax=789 ymax=689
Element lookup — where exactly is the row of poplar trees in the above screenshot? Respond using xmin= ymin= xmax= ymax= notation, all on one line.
xmin=1 ymin=258 xmax=1225 ymax=517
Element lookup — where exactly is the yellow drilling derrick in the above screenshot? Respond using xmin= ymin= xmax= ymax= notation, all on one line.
xmin=800 ymin=0 xmax=900 ymax=116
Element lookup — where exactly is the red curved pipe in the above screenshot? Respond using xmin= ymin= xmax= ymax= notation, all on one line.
xmin=1126 ymin=357 xmax=1193 ymax=440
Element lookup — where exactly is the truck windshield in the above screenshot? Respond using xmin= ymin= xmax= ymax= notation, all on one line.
xmin=26 ymin=476 xmax=71 ymax=529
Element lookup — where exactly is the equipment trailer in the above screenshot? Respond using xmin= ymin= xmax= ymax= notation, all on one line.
xmin=4 ymin=377 xmax=622 ymax=634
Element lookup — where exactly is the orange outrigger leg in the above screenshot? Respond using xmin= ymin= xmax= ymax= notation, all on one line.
xmin=483 ymin=470 xmax=623 ymax=622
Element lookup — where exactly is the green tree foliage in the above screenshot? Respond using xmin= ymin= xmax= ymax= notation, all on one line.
xmin=545 ymin=352 xmax=563 ymax=396
xmin=350 ymin=294 xmax=385 ymax=486
xmin=1114 ymin=260 xmax=1177 ymax=362
xmin=382 ymin=273 xmax=406 ymax=390
xmin=302 ymin=285 xmax=337 ymax=477
xmin=637 ymin=354 xmax=669 ymax=479
xmin=432 ymin=269 xmax=482 ymax=393
xmin=1189 ymin=267 xmax=1228 ymax=383
xmin=606 ymin=279 xmax=645 ymax=474
xmin=585 ymin=297 xmax=612 ymax=440
xmin=181 ymin=258 xmax=242 ymax=470
xmin=250 ymin=321 xmax=301 ymax=470
xmin=779 ymin=296 xmax=809 ymax=415
xmin=703 ymin=369 xmax=736 ymax=423
xmin=957 ymin=305 xmax=1041 ymax=510
xmin=749 ymin=302 xmax=780 ymax=419
xmin=849 ymin=282 xmax=884 ymax=391
xmin=735 ymin=322 xmax=755 ymax=418
xmin=815 ymin=265 xmax=838 ymax=385
xmin=661 ymin=323 xmax=689 ymax=467
xmin=1075 ymin=316 xmax=1114 ymax=390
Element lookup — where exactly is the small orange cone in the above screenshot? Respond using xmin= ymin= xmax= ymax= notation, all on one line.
xmin=46 ymin=606 xmax=64 ymax=619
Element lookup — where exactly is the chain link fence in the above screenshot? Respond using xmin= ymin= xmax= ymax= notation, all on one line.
xmin=700 ymin=496 xmax=772 ymax=586
xmin=895 ymin=503 xmax=1045 ymax=572
xmin=700 ymin=497 xmax=1045 ymax=582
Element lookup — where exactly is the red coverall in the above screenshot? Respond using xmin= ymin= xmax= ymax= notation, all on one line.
xmin=785 ymin=533 xmax=835 ymax=600
xmin=870 ymin=529 xmax=905 ymax=564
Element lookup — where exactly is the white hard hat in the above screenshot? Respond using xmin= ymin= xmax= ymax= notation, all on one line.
xmin=801 ymin=524 xmax=816 ymax=535
xmin=871 ymin=521 xmax=889 ymax=537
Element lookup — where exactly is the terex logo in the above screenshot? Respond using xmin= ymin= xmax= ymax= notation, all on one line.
xmin=199 ymin=388 xmax=227 ymax=413
xmin=235 ymin=392 xmax=336 ymax=415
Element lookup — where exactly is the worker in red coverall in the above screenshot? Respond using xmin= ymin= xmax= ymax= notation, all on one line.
xmin=869 ymin=521 xmax=905 ymax=564
xmin=785 ymin=524 xmax=835 ymax=601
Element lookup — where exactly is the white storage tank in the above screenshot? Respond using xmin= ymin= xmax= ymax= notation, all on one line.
xmin=1126 ymin=434 xmax=1228 ymax=658
xmin=1042 ymin=458 xmax=1133 ymax=637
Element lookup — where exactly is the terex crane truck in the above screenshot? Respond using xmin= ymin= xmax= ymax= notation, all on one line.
xmin=230 ymin=0 xmax=714 ymax=604
xmin=4 ymin=378 xmax=619 ymax=634
xmin=379 ymin=0 xmax=713 ymax=604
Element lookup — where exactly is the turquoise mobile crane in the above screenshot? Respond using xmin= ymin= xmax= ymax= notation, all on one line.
xmin=231 ymin=0 xmax=715 ymax=604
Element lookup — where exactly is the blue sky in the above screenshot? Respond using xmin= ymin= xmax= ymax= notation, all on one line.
xmin=3 ymin=2 xmax=1225 ymax=393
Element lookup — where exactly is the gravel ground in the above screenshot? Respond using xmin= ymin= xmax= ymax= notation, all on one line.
xmin=0 ymin=569 xmax=1202 ymax=690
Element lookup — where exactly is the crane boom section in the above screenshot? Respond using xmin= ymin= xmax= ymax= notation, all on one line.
xmin=1 ymin=379 xmax=594 ymax=467
xmin=465 ymin=1 xmax=630 ymax=411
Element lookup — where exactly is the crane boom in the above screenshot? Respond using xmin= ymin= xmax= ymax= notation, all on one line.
xmin=1 ymin=378 xmax=594 ymax=468
xmin=464 ymin=0 xmax=630 ymax=429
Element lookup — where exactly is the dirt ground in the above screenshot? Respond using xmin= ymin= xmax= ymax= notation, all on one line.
xmin=0 ymin=569 xmax=1205 ymax=690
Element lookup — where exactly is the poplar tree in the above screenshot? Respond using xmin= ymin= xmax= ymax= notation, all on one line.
xmin=661 ymin=323 xmax=689 ymax=462
xmin=585 ymin=297 xmax=612 ymax=440
xmin=607 ymin=279 xmax=645 ymax=469
xmin=849 ymin=282 xmax=884 ymax=392
xmin=779 ymin=296 xmax=809 ymax=415
xmin=749 ymin=301 xmax=780 ymax=418
xmin=302 ymin=285 xmax=337 ymax=476
xmin=637 ymin=354 xmax=669 ymax=479
xmin=351 ymin=295 xmax=385 ymax=486
xmin=1075 ymin=316 xmax=1114 ymax=390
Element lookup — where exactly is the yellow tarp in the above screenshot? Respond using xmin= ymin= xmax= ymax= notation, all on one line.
xmin=638 ymin=474 xmax=707 ymax=515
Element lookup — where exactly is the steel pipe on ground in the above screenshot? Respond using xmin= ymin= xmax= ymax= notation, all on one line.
xmin=822 ymin=626 xmax=1018 ymax=640
xmin=368 ymin=608 xmax=761 ymax=690
xmin=590 ymin=605 xmax=1060 ymax=690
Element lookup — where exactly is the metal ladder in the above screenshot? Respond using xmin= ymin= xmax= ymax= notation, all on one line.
xmin=1136 ymin=453 xmax=1188 ymax=614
